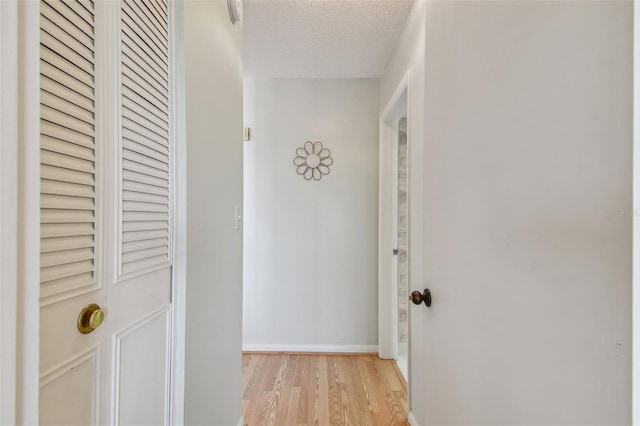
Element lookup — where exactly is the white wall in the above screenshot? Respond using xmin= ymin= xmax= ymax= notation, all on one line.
xmin=183 ymin=2 xmax=244 ymax=425
xmin=243 ymin=78 xmax=379 ymax=351
xmin=417 ymin=1 xmax=632 ymax=425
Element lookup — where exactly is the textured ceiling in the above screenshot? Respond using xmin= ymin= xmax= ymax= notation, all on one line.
xmin=243 ymin=0 xmax=415 ymax=78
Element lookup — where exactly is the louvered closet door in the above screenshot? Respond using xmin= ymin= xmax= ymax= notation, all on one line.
xmin=38 ymin=1 xmax=173 ymax=425
xmin=109 ymin=0 xmax=172 ymax=424
xmin=38 ymin=0 xmax=105 ymax=425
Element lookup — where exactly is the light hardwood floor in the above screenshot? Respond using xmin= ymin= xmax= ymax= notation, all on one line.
xmin=242 ymin=353 xmax=409 ymax=426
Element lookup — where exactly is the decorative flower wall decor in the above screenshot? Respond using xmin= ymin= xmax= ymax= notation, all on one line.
xmin=293 ymin=141 xmax=333 ymax=181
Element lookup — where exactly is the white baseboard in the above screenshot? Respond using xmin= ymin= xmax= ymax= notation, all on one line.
xmin=408 ymin=411 xmax=419 ymax=426
xmin=242 ymin=344 xmax=378 ymax=353
xmin=237 ymin=416 xmax=245 ymax=426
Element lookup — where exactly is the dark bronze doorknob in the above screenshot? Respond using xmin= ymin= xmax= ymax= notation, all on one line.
xmin=410 ymin=289 xmax=432 ymax=307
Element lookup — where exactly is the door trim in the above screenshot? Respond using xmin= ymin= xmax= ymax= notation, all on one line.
xmin=379 ymin=70 xmax=410 ymax=360
xmin=169 ymin=0 xmax=187 ymax=424
xmin=0 ymin=2 xmax=19 ymax=425
xmin=15 ymin=0 xmax=41 ymax=423
xmin=633 ymin=2 xmax=639 ymax=423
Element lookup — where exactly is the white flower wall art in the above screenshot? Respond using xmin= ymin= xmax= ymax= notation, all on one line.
xmin=293 ymin=141 xmax=333 ymax=181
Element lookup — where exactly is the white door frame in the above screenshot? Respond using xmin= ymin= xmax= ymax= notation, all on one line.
xmin=379 ymin=70 xmax=410 ymax=360
xmin=0 ymin=2 xmax=19 ymax=425
xmin=13 ymin=1 xmax=41 ymax=423
xmin=169 ymin=0 xmax=187 ymax=423
xmin=633 ymin=2 xmax=639 ymax=424
xmin=0 ymin=1 xmax=187 ymax=423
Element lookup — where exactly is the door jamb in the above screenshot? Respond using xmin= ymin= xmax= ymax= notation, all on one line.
xmin=13 ymin=0 xmax=41 ymax=424
xmin=633 ymin=2 xmax=639 ymax=424
xmin=169 ymin=0 xmax=187 ymax=424
xmin=0 ymin=2 xmax=19 ymax=424
xmin=379 ymin=70 xmax=410 ymax=360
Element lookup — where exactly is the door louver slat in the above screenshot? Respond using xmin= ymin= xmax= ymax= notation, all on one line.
xmin=123 ymin=212 xmax=169 ymax=223
xmin=41 ymin=247 xmax=95 ymax=269
xmin=40 ymin=56 xmax=93 ymax=96
xmin=40 ymin=0 xmax=96 ymax=299
xmin=121 ymin=30 xmax=168 ymax=83
xmin=41 ymin=180 xmax=95 ymax=198
xmin=123 ymin=169 xmax=168 ymax=189
xmin=41 ymin=235 xmax=94 ymax=253
xmin=144 ymin=0 xmax=168 ymax=31
xmin=57 ymin=0 xmax=94 ymax=29
xmin=40 ymin=2 xmax=94 ymax=50
xmin=122 ymin=2 xmax=168 ymax=59
xmin=40 ymin=20 xmax=94 ymax=63
xmin=42 ymin=121 xmax=94 ymax=149
xmin=123 ymin=149 xmax=169 ymax=172
xmin=42 ymin=105 xmax=94 ymax=137
xmin=42 ymin=222 xmax=94 ymax=239
xmin=122 ymin=85 xmax=168 ymax=122
xmin=120 ymin=0 xmax=170 ymax=276
xmin=41 ymin=76 xmax=94 ymax=112
xmin=41 ymin=134 xmax=94 ymax=161
xmin=41 ymin=91 xmax=94 ymax=124
xmin=42 ymin=0 xmax=94 ymax=38
xmin=42 ymin=164 xmax=94 ymax=186
xmin=123 ymin=139 xmax=169 ymax=165
xmin=41 ymin=260 xmax=94 ymax=284
xmin=122 ymin=96 xmax=168 ymax=132
xmin=123 ymin=221 xmax=167 ymax=233
xmin=122 ymin=106 xmax=168 ymax=139
xmin=122 ymin=191 xmax=168 ymax=205
xmin=121 ymin=8 xmax=167 ymax=62
xmin=123 ymin=126 xmax=169 ymax=149
xmin=121 ymin=60 xmax=167 ymax=107
xmin=123 ymin=159 xmax=168 ymax=180
xmin=42 ymin=209 xmax=95 ymax=224
xmin=122 ymin=229 xmax=169 ymax=242
xmin=41 ymin=149 xmax=95 ymax=173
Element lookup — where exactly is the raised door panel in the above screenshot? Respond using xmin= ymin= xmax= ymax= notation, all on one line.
xmin=40 ymin=347 xmax=101 ymax=426
xmin=113 ymin=308 xmax=170 ymax=426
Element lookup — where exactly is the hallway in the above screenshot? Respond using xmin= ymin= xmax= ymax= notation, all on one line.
xmin=241 ymin=353 xmax=409 ymax=425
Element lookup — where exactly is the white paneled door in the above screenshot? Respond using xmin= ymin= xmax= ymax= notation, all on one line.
xmin=39 ymin=1 xmax=173 ymax=424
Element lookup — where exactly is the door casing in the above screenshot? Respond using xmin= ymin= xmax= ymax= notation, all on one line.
xmin=0 ymin=2 xmax=19 ymax=425
xmin=633 ymin=2 xmax=640 ymax=423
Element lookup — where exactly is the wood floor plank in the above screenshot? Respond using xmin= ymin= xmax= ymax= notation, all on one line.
xmin=242 ymin=353 xmax=409 ymax=426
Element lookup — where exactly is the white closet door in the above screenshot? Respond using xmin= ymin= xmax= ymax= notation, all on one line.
xmin=39 ymin=1 xmax=104 ymax=425
xmin=110 ymin=1 xmax=172 ymax=425
xmin=39 ymin=1 xmax=173 ymax=425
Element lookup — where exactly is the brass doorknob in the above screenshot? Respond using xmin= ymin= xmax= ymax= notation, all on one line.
xmin=77 ymin=303 xmax=105 ymax=334
xmin=409 ymin=289 xmax=432 ymax=307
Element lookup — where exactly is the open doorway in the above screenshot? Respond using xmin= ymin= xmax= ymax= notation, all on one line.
xmin=378 ymin=73 xmax=409 ymax=386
